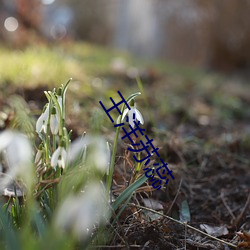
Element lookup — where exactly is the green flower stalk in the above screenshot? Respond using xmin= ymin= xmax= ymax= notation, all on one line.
xmin=106 ymin=92 xmax=141 ymax=197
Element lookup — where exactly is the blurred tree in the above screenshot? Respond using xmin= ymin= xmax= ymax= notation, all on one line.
xmin=160 ymin=0 xmax=250 ymax=71
xmin=204 ymin=0 xmax=250 ymax=71
xmin=63 ymin=0 xmax=114 ymax=44
xmin=16 ymin=0 xmax=41 ymax=32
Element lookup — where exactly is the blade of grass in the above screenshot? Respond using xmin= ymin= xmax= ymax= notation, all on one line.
xmin=112 ymin=171 xmax=151 ymax=211
xmin=112 ymin=192 xmax=133 ymax=225
xmin=0 ymin=208 xmax=21 ymax=250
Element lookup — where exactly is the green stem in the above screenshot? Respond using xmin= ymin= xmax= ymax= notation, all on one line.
xmin=45 ymin=98 xmax=53 ymax=164
xmin=107 ymin=125 xmax=121 ymax=196
xmin=105 ymin=91 xmax=141 ymax=197
xmin=135 ymin=153 xmax=141 ymax=173
xmin=61 ymin=78 xmax=71 ymax=127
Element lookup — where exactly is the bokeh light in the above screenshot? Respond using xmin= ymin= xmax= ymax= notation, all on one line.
xmin=41 ymin=0 xmax=55 ymax=5
xmin=4 ymin=17 xmax=19 ymax=32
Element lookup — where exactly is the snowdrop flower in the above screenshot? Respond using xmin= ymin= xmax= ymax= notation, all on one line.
xmin=57 ymin=95 xmax=63 ymax=112
xmin=54 ymin=182 xmax=109 ymax=240
xmin=91 ymin=137 xmax=110 ymax=173
xmin=121 ymin=100 xmax=144 ymax=128
xmin=36 ymin=103 xmax=50 ymax=133
xmin=67 ymin=135 xmax=110 ymax=173
xmin=0 ymin=130 xmax=33 ymax=190
xmin=50 ymin=106 xmax=60 ymax=135
xmin=51 ymin=143 xmax=67 ymax=169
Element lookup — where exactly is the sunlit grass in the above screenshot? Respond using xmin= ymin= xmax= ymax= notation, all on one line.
xmin=0 ymin=42 xmax=208 ymax=88
xmin=0 ymin=44 xmax=85 ymax=86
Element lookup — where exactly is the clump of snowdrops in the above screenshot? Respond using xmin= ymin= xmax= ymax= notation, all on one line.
xmin=0 ymin=79 xmax=149 ymax=249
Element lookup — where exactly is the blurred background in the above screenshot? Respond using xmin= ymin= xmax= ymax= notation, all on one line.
xmin=1 ymin=0 xmax=250 ymax=72
xmin=0 ymin=2 xmax=250 ymax=248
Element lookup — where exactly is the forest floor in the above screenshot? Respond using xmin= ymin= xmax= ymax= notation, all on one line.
xmin=0 ymin=42 xmax=249 ymax=249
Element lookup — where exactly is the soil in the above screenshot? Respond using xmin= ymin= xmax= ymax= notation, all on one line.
xmin=1 ymin=70 xmax=250 ymax=250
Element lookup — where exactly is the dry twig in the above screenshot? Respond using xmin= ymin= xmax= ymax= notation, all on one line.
xmin=129 ymin=203 xmax=237 ymax=249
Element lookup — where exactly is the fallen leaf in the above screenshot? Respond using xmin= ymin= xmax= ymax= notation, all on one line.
xmin=200 ymin=224 xmax=229 ymax=237
xmin=237 ymin=231 xmax=250 ymax=248
xmin=142 ymin=198 xmax=164 ymax=221
xmin=179 ymin=199 xmax=191 ymax=222
xmin=142 ymin=198 xmax=163 ymax=210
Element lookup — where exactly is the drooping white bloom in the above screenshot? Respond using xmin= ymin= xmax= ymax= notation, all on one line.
xmin=51 ymin=145 xmax=67 ymax=169
xmin=0 ymin=130 xmax=33 ymax=190
xmin=50 ymin=106 xmax=60 ymax=135
xmin=92 ymin=137 xmax=110 ymax=173
xmin=36 ymin=104 xmax=50 ymax=133
xmin=121 ymin=103 xmax=144 ymax=128
xmin=67 ymin=135 xmax=110 ymax=173
xmin=54 ymin=182 xmax=109 ymax=240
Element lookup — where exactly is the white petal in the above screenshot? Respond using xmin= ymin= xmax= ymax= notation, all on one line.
xmin=36 ymin=104 xmax=50 ymax=134
xmin=67 ymin=136 xmax=90 ymax=163
xmin=44 ymin=104 xmax=50 ymax=119
xmin=58 ymin=159 xmax=64 ymax=169
xmin=0 ymin=131 xmax=33 ymax=190
xmin=55 ymin=195 xmax=79 ymax=232
xmin=60 ymin=148 xmax=67 ymax=169
xmin=50 ymin=114 xmax=59 ymax=135
xmin=6 ymin=133 xmax=32 ymax=170
xmin=93 ymin=138 xmax=110 ymax=172
xmin=55 ymin=183 xmax=109 ymax=240
xmin=36 ymin=113 xmax=45 ymax=133
xmin=57 ymin=96 xmax=63 ymax=112
xmin=121 ymin=108 xmax=129 ymax=121
xmin=128 ymin=108 xmax=136 ymax=127
xmin=41 ymin=122 xmax=47 ymax=133
xmin=0 ymin=130 xmax=14 ymax=151
xmin=135 ymin=109 xmax=144 ymax=125
xmin=51 ymin=147 xmax=61 ymax=168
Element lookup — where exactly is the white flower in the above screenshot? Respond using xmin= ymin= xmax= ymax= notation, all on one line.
xmin=36 ymin=104 xmax=50 ymax=133
xmin=121 ymin=104 xmax=144 ymax=128
xmin=92 ymin=137 xmax=110 ymax=172
xmin=57 ymin=95 xmax=63 ymax=111
xmin=54 ymin=182 xmax=109 ymax=240
xmin=51 ymin=146 xmax=67 ymax=169
xmin=67 ymin=135 xmax=110 ymax=173
xmin=35 ymin=144 xmax=43 ymax=165
xmin=0 ymin=130 xmax=33 ymax=190
xmin=50 ymin=106 xmax=60 ymax=135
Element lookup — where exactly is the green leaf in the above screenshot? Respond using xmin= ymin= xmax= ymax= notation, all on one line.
xmin=32 ymin=209 xmax=46 ymax=237
xmin=112 ymin=192 xmax=133 ymax=225
xmin=179 ymin=199 xmax=191 ymax=222
xmin=0 ymin=207 xmax=21 ymax=250
xmin=62 ymin=78 xmax=72 ymax=98
xmin=112 ymin=172 xmax=150 ymax=211
xmin=126 ymin=92 xmax=141 ymax=105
